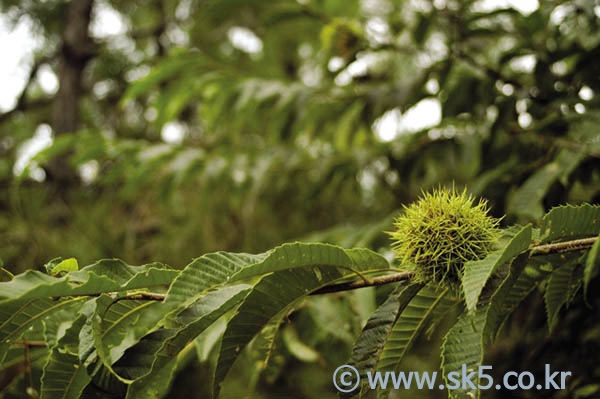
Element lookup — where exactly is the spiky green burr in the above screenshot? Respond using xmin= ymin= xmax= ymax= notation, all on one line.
xmin=389 ymin=188 xmax=500 ymax=285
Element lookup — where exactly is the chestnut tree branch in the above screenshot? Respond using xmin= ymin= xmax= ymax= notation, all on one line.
xmin=59 ymin=236 xmax=599 ymax=301
xmin=312 ymin=235 xmax=599 ymax=294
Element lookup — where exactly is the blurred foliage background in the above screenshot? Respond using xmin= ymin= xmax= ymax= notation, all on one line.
xmin=0 ymin=0 xmax=599 ymax=398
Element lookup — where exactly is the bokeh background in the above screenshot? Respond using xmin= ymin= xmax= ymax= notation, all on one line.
xmin=0 ymin=0 xmax=599 ymax=398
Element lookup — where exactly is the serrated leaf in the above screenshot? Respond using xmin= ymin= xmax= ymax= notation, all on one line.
xmin=246 ymin=313 xmax=285 ymax=373
xmin=482 ymin=253 xmax=527 ymax=343
xmin=78 ymin=297 xmax=127 ymax=397
xmin=544 ymin=262 xmax=580 ymax=332
xmin=43 ymin=302 xmax=82 ymax=349
xmin=124 ymin=285 xmax=251 ymax=399
xmin=377 ymin=284 xmax=453 ymax=373
xmin=41 ymin=316 xmax=91 ymax=399
xmin=584 ymin=236 xmax=600 ymax=299
xmin=80 ymin=295 xmax=169 ymax=385
xmin=214 ymin=267 xmax=341 ymax=396
xmin=166 ymin=242 xmax=389 ymax=308
xmin=462 ymin=225 xmax=532 ymax=313
xmin=0 ymin=259 xmax=179 ymax=303
xmin=340 ymin=281 xmax=422 ymax=398
xmin=0 ymin=260 xmax=177 ymax=364
xmin=78 ymin=285 xmax=241 ymax=399
xmin=214 ymin=253 xmax=386 ymax=398
xmin=165 ymin=252 xmax=265 ymax=306
xmin=0 ymin=296 xmax=87 ymax=363
xmin=540 ymin=204 xmax=600 ymax=243
xmin=441 ymin=306 xmax=487 ymax=399
xmin=483 ymin=254 xmax=551 ymax=342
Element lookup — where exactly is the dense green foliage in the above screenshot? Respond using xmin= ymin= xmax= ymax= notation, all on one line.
xmin=1 ymin=0 xmax=599 ymax=397
xmin=0 ymin=205 xmax=599 ymax=398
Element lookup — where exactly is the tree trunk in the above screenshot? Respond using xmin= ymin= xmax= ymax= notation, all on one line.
xmin=48 ymin=0 xmax=96 ymax=186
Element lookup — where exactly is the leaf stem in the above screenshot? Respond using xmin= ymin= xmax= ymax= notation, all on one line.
xmin=337 ymin=266 xmax=373 ymax=285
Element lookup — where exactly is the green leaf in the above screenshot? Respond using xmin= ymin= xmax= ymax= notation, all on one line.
xmin=0 ymin=260 xmax=177 ymax=364
xmin=214 ymin=268 xmax=338 ymax=396
xmin=0 ymin=296 xmax=87 ymax=363
xmin=78 ymin=297 xmax=126 ymax=397
xmin=232 ymin=244 xmax=387 ymax=281
xmin=544 ymin=262 xmax=581 ymax=332
xmin=508 ymin=149 xmax=584 ymax=220
xmin=51 ymin=258 xmax=79 ymax=275
xmin=0 ymin=266 xmax=14 ymax=282
xmin=124 ymin=285 xmax=251 ymax=399
xmin=281 ymin=325 xmax=320 ymax=363
xmin=441 ymin=306 xmax=487 ymax=399
xmin=119 ymin=51 xmax=201 ymax=106
xmin=246 ymin=313 xmax=285 ymax=373
xmin=0 ymin=259 xmax=179 ymax=302
xmin=44 ymin=257 xmax=65 ymax=274
xmin=0 ymin=345 xmax=49 ymax=373
xmin=483 ymin=254 xmax=551 ymax=342
xmin=584 ymin=236 xmax=600 ymax=299
xmin=45 ymin=256 xmax=80 ymax=281
xmin=540 ymin=204 xmax=600 ymax=243
xmin=33 ymin=134 xmax=78 ymax=165
xmin=214 ymin=252 xmax=386 ymax=398
xmin=307 ymin=295 xmax=357 ymax=343
xmin=154 ymin=74 xmax=217 ymax=128
xmin=165 ymin=242 xmax=389 ymax=308
xmin=80 ymin=295 xmax=170 ymax=385
xmin=165 ymin=252 xmax=265 ymax=306
xmin=40 ymin=315 xmax=91 ymax=399
xmin=462 ymin=225 xmax=532 ymax=313
xmin=195 ymin=316 xmax=228 ymax=364
xmin=377 ymin=283 xmax=454 ymax=373
xmin=341 ymin=282 xmax=422 ymax=397
xmin=43 ymin=302 xmax=82 ymax=349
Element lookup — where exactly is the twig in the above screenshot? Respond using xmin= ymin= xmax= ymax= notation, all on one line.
xmin=311 ymin=236 xmax=598 ymax=294
xmin=453 ymin=48 xmax=523 ymax=89
xmin=529 ymin=237 xmax=597 ymax=256
xmin=17 ymin=56 xmax=52 ymax=108
xmin=13 ymin=340 xmax=47 ymax=347
xmin=116 ymin=292 xmax=167 ymax=301
xmin=23 ymin=339 xmax=35 ymax=395
xmin=310 ymin=271 xmax=414 ymax=295
xmin=0 ymin=55 xmax=54 ymax=124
